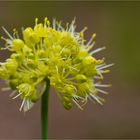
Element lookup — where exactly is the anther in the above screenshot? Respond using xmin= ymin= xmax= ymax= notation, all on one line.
xmin=92 ymin=33 xmax=96 ymax=39
xmin=35 ymin=18 xmax=38 ymax=25
xmin=44 ymin=17 xmax=47 ymax=27
xmin=1 ymin=36 xmax=7 ymax=41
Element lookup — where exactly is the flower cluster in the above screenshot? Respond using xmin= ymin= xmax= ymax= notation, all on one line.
xmin=0 ymin=18 xmax=113 ymax=112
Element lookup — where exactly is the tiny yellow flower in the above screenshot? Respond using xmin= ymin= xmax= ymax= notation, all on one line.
xmin=0 ymin=17 xmax=113 ymax=112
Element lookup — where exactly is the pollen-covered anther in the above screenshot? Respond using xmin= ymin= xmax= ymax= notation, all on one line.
xmin=35 ymin=18 xmax=38 ymax=25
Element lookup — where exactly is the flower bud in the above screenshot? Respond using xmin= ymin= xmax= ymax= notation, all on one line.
xmin=27 ymin=59 xmax=37 ymax=69
xmin=28 ymin=53 xmax=35 ymax=59
xmin=63 ymin=101 xmax=72 ymax=110
xmin=5 ymin=59 xmax=18 ymax=72
xmin=78 ymin=82 xmax=90 ymax=97
xmin=0 ymin=67 xmax=9 ymax=79
xmin=63 ymin=85 xmax=76 ymax=95
xmin=34 ymin=23 xmax=47 ymax=37
xmin=37 ymin=50 xmax=47 ymax=58
xmin=29 ymin=32 xmax=40 ymax=44
xmin=82 ymin=56 xmax=96 ymax=65
xmin=81 ymin=56 xmax=97 ymax=77
xmin=12 ymin=39 xmax=24 ymax=51
xmin=22 ymin=45 xmax=32 ymax=54
xmin=17 ymin=83 xmax=39 ymax=102
xmin=75 ymin=49 xmax=88 ymax=62
xmin=63 ymin=96 xmax=72 ymax=110
xmin=75 ymin=74 xmax=87 ymax=83
xmin=23 ymin=27 xmax=33 ymax=43
xmin=30 ymin=91 xmax=38 ymax=102
xmin=11 ymin=53 xmax=22 ymax=60
xmin=9 ymin=79 xmax=20 ymax=90
xmin=23 ymin=27 xmax=39 ymax=46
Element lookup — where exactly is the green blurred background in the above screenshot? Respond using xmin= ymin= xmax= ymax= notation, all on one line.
xmin=0 ymin=1 xmax=140 ymax=139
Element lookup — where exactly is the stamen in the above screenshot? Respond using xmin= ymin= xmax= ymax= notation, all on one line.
xmin=56 ymin=65 xmax=59 ymax=74
xmin=25 ymin=91 xmax=30 ymax=97
xmin=86 ymin=33 xmax=96 ymax=47
xmin=80 ymin=27 xmax=88 ymax=33
xmin=88 ymin=96 xmax=96 ymax=104
xmin=66 ymin=22 xmax=69 ymax=31
xmin=96 ymin=64 xmax=106 ymax=68
xmin=92 ymin=33 xmax=96 ymax=39
xmin=44 ymin=17 xmax=48 ymax=27
xmin=53 ymin=18 xmax=56 ymax=29
xmin=13 ymin=28 xmax=19 ymax=38
xmin=57 ymin=21 xmax=62 ymax=31
xmin=27 ymin=100 xmax=30 ymax=110
xmin=1 ymin=36 xmax=7 ymax=41
xmin=19 ymin=98 xmax=26 ymax=111
xmin=73 ymin=96 xmax=79 ymax=102
xmin=38 ymin=58 xmax=49 ymax=61
xmin=82 ymin=95 xmax=88 ymax=102
xmin=97 ymin=71 xmax=104 ymax=79
xmin=59 ymin=24 xmax=64 ymax=31
xmin=62 ymin=68 xmax=65 ymax=76
xmin=100 ymin=69 xmax=110 ymax=74
xmin=95 ymin=83 xmax=111 ymax=87
xmin=9 ymin=90 xmax=17 ymax=97
xmin=69 ymin=17 xmax=76 ymax=32
xmin=23 ymin=99 xmax=33 ymax=112
xmin=1 ymin=87 xmax=11 ymax=91
xmin=81 ymin=98 xmax=88 ymax=107
xmin=35 ymin=18 xmax=38 ymax=25
xmin=2 ymin=26 xmax=13 ymax=40
xmin=97 ymin=63 xmax=114 ymax=70
xmin=90 ymin=46 xmax=106 ymax=55
xmin=59 ymin=47 xmax=65 ymax=55
xmin=90 ymin=94 xmax=103 ymax=105
xmin=73 ymin=99 xmax=83 ymax=110
xmin=68 ymin=66 xmax=79 ymax=72
xmin=96 ymin=88 xmax=108 ymax=94
xmin=80 ymin=32 xmax=84 ymax=41
xmin=13 ymin=92 xmax=22 ymax=99
xmin=73 ymin=94 xmax=84 ymax=100
xmin=94 ymin=76 xmax=102 ymax=79
xmin=86 ymin=42 xmax=95 ymax=51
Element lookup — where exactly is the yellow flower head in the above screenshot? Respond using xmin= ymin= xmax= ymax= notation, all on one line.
xmin=0 ymin=17 xmax=113 ymax=112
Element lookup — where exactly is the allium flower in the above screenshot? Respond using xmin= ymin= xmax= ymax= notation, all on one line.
xmin=0 ymin=17 xmax=113 ymax=112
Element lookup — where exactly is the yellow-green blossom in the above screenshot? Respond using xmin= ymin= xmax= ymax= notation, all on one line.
xmin=0 ymin=17 xmax=113 ymax=112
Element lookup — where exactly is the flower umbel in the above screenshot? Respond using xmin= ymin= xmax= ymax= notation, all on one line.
xmin=0 ymin=17 xmax=113 ymax=112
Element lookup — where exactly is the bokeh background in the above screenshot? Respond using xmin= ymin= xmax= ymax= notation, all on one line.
xmin=0 ymin=1 xmax=140 ymax=139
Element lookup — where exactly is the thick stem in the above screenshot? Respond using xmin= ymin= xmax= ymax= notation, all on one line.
xmin=41 ymin=79 xmax=50 ymax=140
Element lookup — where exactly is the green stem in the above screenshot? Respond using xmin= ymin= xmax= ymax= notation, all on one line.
xmin=41 ymin=79 xmax=50 ymax=140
